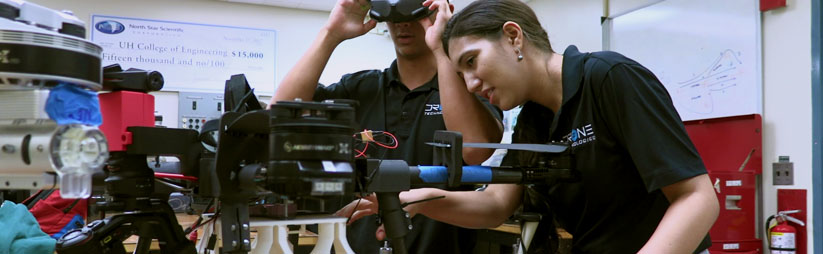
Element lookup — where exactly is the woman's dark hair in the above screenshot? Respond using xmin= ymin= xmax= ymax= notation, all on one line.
xmin=442 ymin=0 xmax=553 ymax=56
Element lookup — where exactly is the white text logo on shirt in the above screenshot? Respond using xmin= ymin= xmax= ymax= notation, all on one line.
xmin=424 ymin=104 xmax=442 ymax=116
xmin=564 ymin=123 xmax=596 ymax=148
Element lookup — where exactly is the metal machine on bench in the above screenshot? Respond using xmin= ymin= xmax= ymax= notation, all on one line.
xmin=212 ymin=93 xmax=579 ymax=253
xmin=0 ymin=0 xmax=108 ymax=199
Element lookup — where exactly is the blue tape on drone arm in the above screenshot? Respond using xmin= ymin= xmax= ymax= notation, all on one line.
xmin=417 ymin=166 xmax=448 ymax=183
xmin=45 ymin=83 xmax=103 ymax=126
xmin=416 ymin=165 xmax=493 ymax=183
xmin=461 ymin=166 xmax=492 ymax=183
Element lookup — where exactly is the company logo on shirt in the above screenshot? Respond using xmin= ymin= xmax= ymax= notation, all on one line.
xmin=94 ymin=20 xmax=126 ymax=34
xmin=424 ymin=104 xmax=442 ymax=116
xmin=564 ymin=123 xmax=596 ymax=148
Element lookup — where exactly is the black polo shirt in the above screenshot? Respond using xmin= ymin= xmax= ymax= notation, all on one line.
xmin=314 ymin=60 xmax=502 ymax=254
xmin=507 ymin=46 xmax=711 ymax=253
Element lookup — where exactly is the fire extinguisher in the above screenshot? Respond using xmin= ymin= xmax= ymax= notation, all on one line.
xmin=766 ymin=209 xmax=806 ymax=254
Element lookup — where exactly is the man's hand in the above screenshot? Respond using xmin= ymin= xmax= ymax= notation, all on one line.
xmin=325 ymin=0 xmax=378 ymax=43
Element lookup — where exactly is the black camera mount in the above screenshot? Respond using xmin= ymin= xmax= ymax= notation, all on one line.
xmin=55 ymin=67 xmax=203 ymax=254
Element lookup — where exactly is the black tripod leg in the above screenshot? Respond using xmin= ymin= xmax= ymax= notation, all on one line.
xmin=135 ymin=222 xmax=154 ymax=254
xmin=151 ymin=203 xmax=196 ymax=254
xmin=376 ymin=192 xmax=409 ymax=254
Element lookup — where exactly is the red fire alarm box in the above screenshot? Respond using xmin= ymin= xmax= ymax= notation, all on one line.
xmin=761 ymin=0 xmax=786 ymax=11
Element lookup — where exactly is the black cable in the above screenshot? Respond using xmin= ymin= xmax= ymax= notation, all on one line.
xmin=345 ymin=198 xmax=363 ymax=224
xmin=184 ymin=198 xmax=215 ymax=234
xmin=154 ymin=178 xmax=188 ymax=191
xmin=190 ymin=208 xmax=221 ymax=232
xmin=193 ymin=214 xmax=220 ymax=231
xmin=365 ymin=143 xmax=391 ymax=187
xmin=231 ymin=88 xmax=257 ymax=112
xmin=376 ymin=132 xmax=397 ymax=147
xmin=400 ymin=195 xmax=445 ymax=208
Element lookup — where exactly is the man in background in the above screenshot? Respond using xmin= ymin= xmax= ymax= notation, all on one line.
xmin=270 ymin=0 xmax=503 ymax=253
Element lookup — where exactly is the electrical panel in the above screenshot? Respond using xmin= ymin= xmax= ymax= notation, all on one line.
xmin=178 ymin=92 xmax=223 ymax=132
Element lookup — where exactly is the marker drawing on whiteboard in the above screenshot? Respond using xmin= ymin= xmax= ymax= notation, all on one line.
xmin=674 ymin=49 xmax=743 ymax=115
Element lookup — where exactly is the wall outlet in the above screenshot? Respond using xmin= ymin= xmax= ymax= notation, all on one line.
xmin=773 ymin=155 xmax=793 ymax=185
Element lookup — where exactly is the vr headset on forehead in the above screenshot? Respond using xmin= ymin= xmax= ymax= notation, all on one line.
xmin=369 ymin=0 xmax=433 ymax=23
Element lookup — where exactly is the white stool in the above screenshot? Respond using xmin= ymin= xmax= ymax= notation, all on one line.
xmin=197 ymin=215 xmax=355 ymax=254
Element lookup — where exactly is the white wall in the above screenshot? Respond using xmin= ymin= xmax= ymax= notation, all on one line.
xmin=528 ymin=0 xmax=603 ymax=53
xmin=31 ymin=0 xmax=396 ymax=127
xmin=761 ymin=0 xmax=813 ymax=251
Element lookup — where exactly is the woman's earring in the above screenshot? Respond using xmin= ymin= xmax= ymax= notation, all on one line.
xmin=516 ymin=48 xmax=524 ymax=61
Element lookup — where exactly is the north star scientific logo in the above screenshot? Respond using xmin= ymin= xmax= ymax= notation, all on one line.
xmin=424 ymin=104 xmax=442 ymax=116
xmin=563 ymin=123 xmax=596 ymax=148
xmin=94 ymin=20 xmax=125 ymax=34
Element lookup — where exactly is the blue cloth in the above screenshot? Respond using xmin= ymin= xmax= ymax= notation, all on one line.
xmin=51 ymin=214 xmax=84 ymax=239
xmin=0 ymin=201 xmax=56 ymax=254
xmin=45 ymin=83 xmax=103 ymax=126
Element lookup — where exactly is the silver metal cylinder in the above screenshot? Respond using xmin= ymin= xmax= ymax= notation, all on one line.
xmin=0 ymin=119 xmax=108 ymax=198
xmin=0 ymin=119 xmax=58 ymax=174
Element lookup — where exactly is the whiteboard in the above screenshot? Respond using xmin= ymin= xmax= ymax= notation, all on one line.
xmin=91 ymin=15 xmax=276 ymax=95
xmin=606 ymin=0 xmax=761 ymax=121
